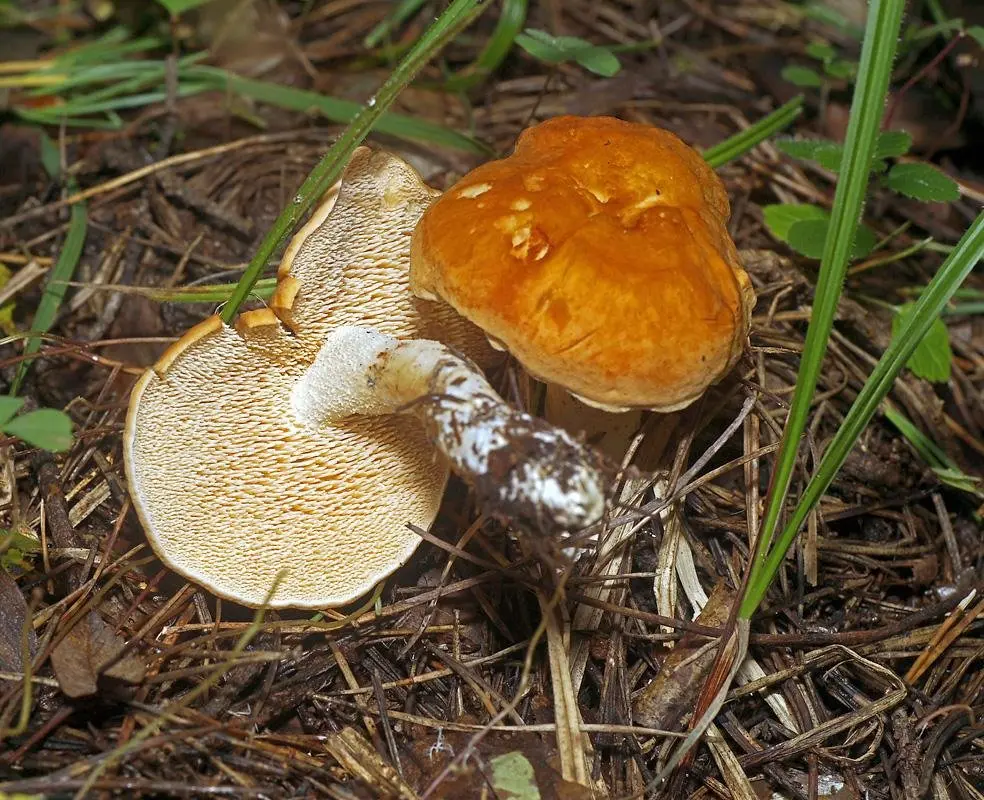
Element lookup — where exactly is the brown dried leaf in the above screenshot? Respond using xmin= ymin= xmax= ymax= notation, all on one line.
xmin=50 ymin=610 xmax=146 ymax=698
xmin=632 ymin=581 xmax=733 ymax=730
xmin=0 ymin=569 xmax=35 ymax=673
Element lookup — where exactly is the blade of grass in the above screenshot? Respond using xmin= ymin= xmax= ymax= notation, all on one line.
xmin=942 ymin=302 xmax=984 ymax=315
xmin=364 ymin=0 xmax=428 ymax=48
xmin=219 ymin=0 xmax=491 ymax=324
xmin=147 ymin=278 xmax=278 ymax=303
xmin=742 ymin=212 xmax=984 ymax=613
xmin=198 ymin=67 xmax=488 ymax=154
xmin=881 ymin=403 xmax=967 ymax=480
xmin=26 ymin=84 xmax=213 ymax=119
xmin=25 ymin=52 xmax=205 ymax=98
xmin=739 ymin=0 xmax=907 ymax=619
xmin=48 ymin=278 xmax=279 ymax=304
xmin=702 ymin=96 xmax=805 ymax=168
xmin=11 ymin=135 xmax=87 ymax=394
xmin=443 ymin=0 xmax=528 ymax=92
xmin=18 ymin=109 xmax=126 ymax=130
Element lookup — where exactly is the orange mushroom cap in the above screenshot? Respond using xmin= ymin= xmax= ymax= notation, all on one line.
xmin=410 ymin=115 xmax=755 ymax=412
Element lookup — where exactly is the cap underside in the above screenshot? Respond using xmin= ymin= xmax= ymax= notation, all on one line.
xmin=125 ymin=148 xmax=495 ymax=608
xmin=125 ymin=319 xmax=445 ymax=608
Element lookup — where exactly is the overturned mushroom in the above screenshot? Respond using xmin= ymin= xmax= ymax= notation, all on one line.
xmin=410 ymin=114 xmax=756 ymax=417
xmin=125 ymin=148 xmax=608 ymax=609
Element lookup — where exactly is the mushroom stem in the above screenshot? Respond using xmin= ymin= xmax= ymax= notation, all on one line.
xmin=292 ymin=326 xmax=608 ymax=530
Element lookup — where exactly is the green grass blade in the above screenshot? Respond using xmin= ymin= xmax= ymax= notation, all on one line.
xmin=742 ymin=212 xmax=984 ymax=613
xmin=16 ymin=109 xmax=125 ymax=130
xmin=197 ymin=68 xmax=487 ymax=154
xmin=28 ymin=53 xmax=206 ymax=100
xmin=882 ymin=404 xmax=950 ymax=469
xmin=943 ymin=302 xmax=984 ymax=315
xmin=702 ymin=96 xmax=804 ymax=168
xmin=364 ymin=0 xmax=428 ymax=48
xmin=219 ymin=0 xmax=491 ymax=324
xmin=740 ymin=0 xmax=907 ymax=619
xmin=444 ymin=0 xmax=528 ymax=92
xmin=148 ymin=278 xmax=278 ymax=303
xmin=12 ymin=137 xmax=88 ymax=394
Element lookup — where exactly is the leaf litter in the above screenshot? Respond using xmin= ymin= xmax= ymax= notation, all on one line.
xmin=0 ymin=1 xmax=983 ymax=798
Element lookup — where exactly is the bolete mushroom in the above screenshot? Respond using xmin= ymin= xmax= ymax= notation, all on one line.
xmin=410 ymin=114 xmax=755 ymax=417
xmin=125 ymin=147 xmax=607 ymax=609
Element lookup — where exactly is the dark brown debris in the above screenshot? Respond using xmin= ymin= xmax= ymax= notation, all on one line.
xmin=1 ymin=1 xmax=983 ymax=798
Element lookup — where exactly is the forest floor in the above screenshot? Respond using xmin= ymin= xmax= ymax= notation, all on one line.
xmin=0 ymin=1 xmax=983 ymax=798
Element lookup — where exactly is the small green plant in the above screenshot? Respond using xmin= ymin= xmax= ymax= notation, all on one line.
xmin=0 ymin=524 xmax=41 ymax=573
xmin=0 ymin=397 xmax=72 ymax=452
xmin=771 ymin=130 xmax=959 ymax=203
xmin=154 ymin=0 xmax=215 ymax=15
xmin=891 ymin=302 xmax=952 ymax=383
xmin=514 ymin=28 xmax=621 ymax=77
xmin=762 ymin=128 xmax=961 ymax=383
xmin=782 ymin=38 xmax=858 ymax=87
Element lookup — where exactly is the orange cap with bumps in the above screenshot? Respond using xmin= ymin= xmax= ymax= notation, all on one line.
xmin=410 ymin=115 xmax=755 ymax=412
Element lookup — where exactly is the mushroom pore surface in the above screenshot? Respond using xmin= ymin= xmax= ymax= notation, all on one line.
xmin=125 ymin=148 xmax=496 ymax=608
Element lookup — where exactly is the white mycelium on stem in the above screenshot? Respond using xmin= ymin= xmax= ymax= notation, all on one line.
xmin=292 ymin=326 xmax=608 ymax=531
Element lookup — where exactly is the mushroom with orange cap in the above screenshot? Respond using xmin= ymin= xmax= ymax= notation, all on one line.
xmin=124 ymin=147 xmax=609 ymax=609
xmin=409 ymin=114 xmax=756 ymax=422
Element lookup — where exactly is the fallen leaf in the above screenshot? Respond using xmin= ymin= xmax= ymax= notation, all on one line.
xmin=50 ymin=610 xmax=146 ymax=698
xmin=633 ymin=581 xmax=733 ymax=730
xmin=0 ymin=569 xmax=35 ymax=673
xmin=491 ymin=751 xmax=542 ymax=800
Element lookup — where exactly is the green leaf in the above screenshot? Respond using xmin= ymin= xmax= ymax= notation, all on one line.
xmin=490 ymin=752 xmax=541 ymax=800
xmin=443 ymin=0 xmax=528 ymax=91
xmin=805 ymin=41 xmax=837 ymax=62
xmin=13 ymin=134 xmax=88 ymax=394
xmin=2 ymin=409 xmax=73 ymax=452
xmin=823 ymin=58 xmax=857 ymax=79
xmin=781 ymin=65 xmax=823 ymax=87
xmin=761 ymin=203 xmax=828 ymax=241
xmin=571 ymin=44 xmax=621 ymax=77
xmin=773 ymin=131 xmax=908 ymax=174
xmin=209 ymin=69 xmax=487 ymax=154
xmin=0 ymin=526 xmax=41 ymax=572
xmin=0 ymin=397 xmax=24 ymax=426
xmin=966 ymin=26 xmax=984 ymax=48
xmin=363 ymin=0 xmax=428 ymax=47
xmin=875 ymin=130 xmax=912 ymax=158
xmin=155 ymin=0 xmax=214 ymax=14
xmin=788 ymin=217 xmax=877 ymax=260
xmin=803 ymin=1 xmax=865 ymax=38
xmin=882 ymin=405 xmax=980 ymax=495
xmin=885 ymin=162 xmax=960 ymax=202
xmin=514 ymin=30 xmax=567 ymax=63
xmin=892 ymin=303 xmax=952 ymax=382
xmin=932 ymin=466 xmax=981 ymax=493
xmin=515 ymin=29 xmax=620 ymax=76
xmin=775 ymin=138 xmax=844 ymax=170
